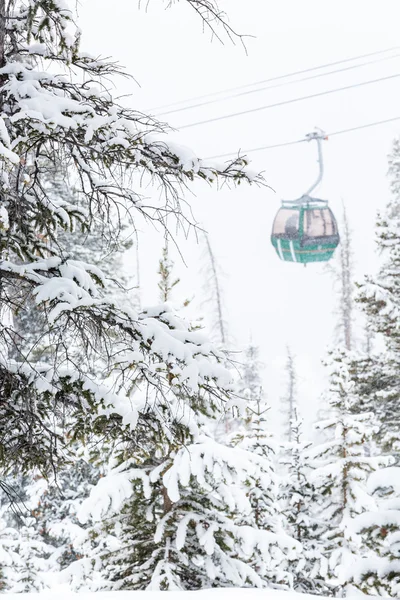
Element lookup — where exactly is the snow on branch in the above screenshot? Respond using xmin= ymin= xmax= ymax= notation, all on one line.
xmin=0 ymin=0 xmax=265 ymax=478
xmin=0 ymin=258 xmax=235 ymax=469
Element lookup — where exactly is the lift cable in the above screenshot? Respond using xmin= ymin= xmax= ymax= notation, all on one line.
xmin=178 ymin=72 xmax=400 ymax=130
xmin=148 ymin=46 xmax=400 ymax=113
xmin=155 ymin=52 xmax=400 ymax=117
xmin=205 ymin=116 xmax=400 ymax=160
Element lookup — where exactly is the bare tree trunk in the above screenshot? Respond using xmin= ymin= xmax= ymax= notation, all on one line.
xmin=162 ymin=485 xmax=173 ymax=514
xmin=364 ymin=322 xmax=373 ymax=356
xmin=0 ymin=0 xmax=5 ymax=327
xmin=202 ymin=234 xmax=232 ymax=434
xmin=281 ymin=346 xmax=297 ymax=443
xmin=286 ymin=347 xmax=296 ymax=443
xmin=134 ymin=238 xmax=141 ymax=311
xmin=340 ymin=204 xmax=353 ymax=351
xmin=204 ymin=233 xmax=226 ymax=346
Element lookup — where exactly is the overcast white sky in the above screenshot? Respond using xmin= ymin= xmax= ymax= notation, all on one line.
xmin=78 ymin=0 xmax=400 ymax=434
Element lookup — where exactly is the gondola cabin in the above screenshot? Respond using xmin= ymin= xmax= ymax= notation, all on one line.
xmin=271 ymin=196 xmax=340 ymax=264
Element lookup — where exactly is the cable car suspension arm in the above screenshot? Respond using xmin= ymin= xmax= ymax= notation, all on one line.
xmin=304 ymin=128 xmax=328 ymax=196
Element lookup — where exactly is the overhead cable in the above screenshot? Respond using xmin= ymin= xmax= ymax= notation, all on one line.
xmin=155 ymin=53 xmax=400 ymax=117
xmin=178 ymin=72 xmax=400 ymax=130
xmin=148 ymin=46 xmax=400 ymax=113
xmin=206 ymin=116 xmax=400 ymax=160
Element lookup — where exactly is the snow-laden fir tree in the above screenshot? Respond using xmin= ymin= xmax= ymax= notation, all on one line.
xmin=351 ymin=466 xmax=400 ymax=597
xmin=61 ymin=252 xmax=298 ymax=591
xmin=231 ymin=343 xmax=299 ymax=588
xmin=236 ymin=343 xmax=264 ymax=412
xmin=304 ymin=349 xmax=388 ymax=594
xmin=0 ymin=474 xmax=60 ymax=592
xmin=351 ymin=137 xmax=400 ymax=459
xmin=158 ymin=245 xmax=180 ymax=304
xmin=0 ymin=449 xmax=100 ymax=591
xmin=279 ymin=408 xmax=331 ymax=595
xmin=278 ymin=353 xmax=330 ymax=595
xmin=28 ymin=459 xmax=99 ymax=571
xmin=0 ymin=515 xmax=55 ymax=592
xmin=0 ymin=0 xmax=263 ymax=480
xmin=280 ymin=347 xmax=297 ymax=444
xmin=328 ymin=203 xmax=355 ymax=351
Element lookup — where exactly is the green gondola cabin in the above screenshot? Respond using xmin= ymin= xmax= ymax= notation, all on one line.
xmin=271 ymin=196 xmax=340 ymax=264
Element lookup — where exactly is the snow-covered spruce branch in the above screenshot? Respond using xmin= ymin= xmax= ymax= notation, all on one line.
xmin=0 ymin=50 xmax=262 ymax=258
xmin=0 ymin=263 xmax=235 ymax=470
xmin=0 ymin=1 xmax=265 ymax=475
xmin=0 ymin=2 xmax=264 ymax=261
xmin=1 ymin=258 xmax=232 ymax=389
xmin=0 ymin=257 xmax=235 ymax=471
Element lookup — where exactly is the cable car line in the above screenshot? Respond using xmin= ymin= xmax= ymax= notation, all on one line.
xmin=155 ymin=53 xmax=400 ymax=117
xmin=206 ymin=115 xmax=400 ymax=160
xmin=148 ymin=45 xmax=400 ymax=113
xmin=207 ymin=138 xmax=305 ymax=159
xmin=178 ymin=72 xmax=400 ymax=130
xmin=328 ymin=116 xmax=400 ymax=138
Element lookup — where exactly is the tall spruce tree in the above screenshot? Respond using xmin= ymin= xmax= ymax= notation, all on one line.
xmin=280 ymin=347 xmax=298 ymax=444
xmin=350 ymin=137 xmax=400 ymax=459
xmin=329 ymin=203 xmax=355 ymax=351
xmin=279 ymin=410 xmax=330 ymax=595
xmin=232 ymin=343 xmax=299 ymax=588
xmin=305 ymin=350 xmax=386 ymax=594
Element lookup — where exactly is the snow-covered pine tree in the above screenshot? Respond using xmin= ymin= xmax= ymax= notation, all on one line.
xmin=158 ymin=244 xmax=180 ymax=304
xmin=236 ymin=343 xmax=264 ymax=412
xmin=232 ymin=343 xmax=299 ymax=588
xmin=63 ymin=252 xmax=297 ymax=591
xmin=223 ymin=341 xmax=264 ymax=439
xmin=278 ymin=352 xmax=330 ymax=594
xmin=305 ymin=349 xmax=387 ymax=594
xmin=28 ymin=456 xmax=99 ymax=573
xmin=351 ymin=466 xmax=400 ymax=597
xmin=279 ymin=409 xmax=331 ymax=595
xmin=280 ymin=347 xmax=297 ymax=444
xmin=329 ymin=203 xmax=355 ymax=351
xmin=0 ymin=0 xmax=263 ymax=479
xmin=351 ymin=137 xmax=400 ymax=459
xmin=0 ymin=517 xmax=55 ymax=592
xmin=0 ymin=450 xmax=100 ymax=591
xmin=0 ymin=474 xmax=58 ymax=592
